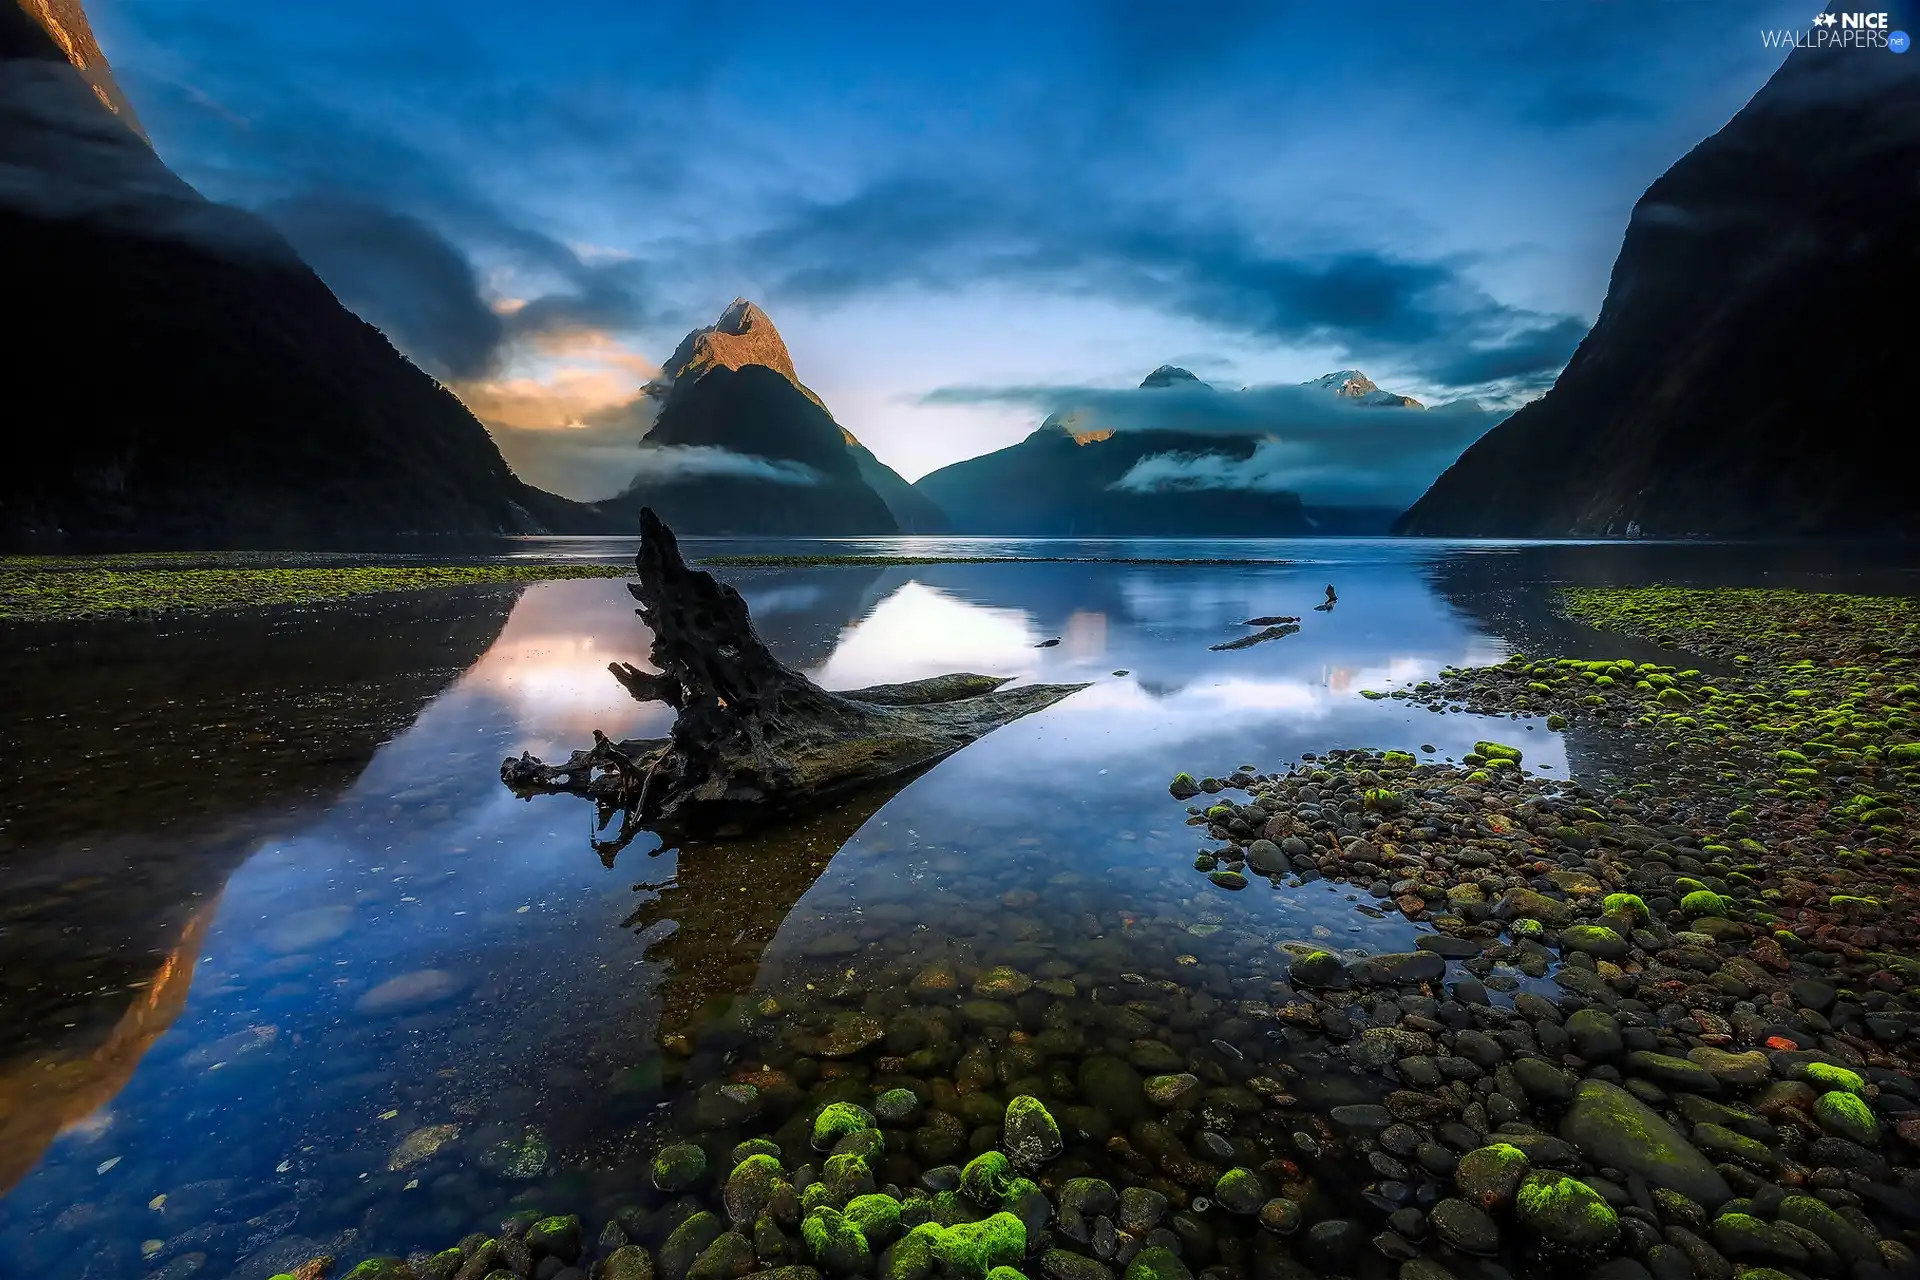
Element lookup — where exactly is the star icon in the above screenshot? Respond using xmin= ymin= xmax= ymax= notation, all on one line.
xmin=1813 ymin=12 xmax=1837 ymax=25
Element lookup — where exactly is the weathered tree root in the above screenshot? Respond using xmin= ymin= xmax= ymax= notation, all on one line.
xmin=501 ymin=508 xmax=1089 ymax=842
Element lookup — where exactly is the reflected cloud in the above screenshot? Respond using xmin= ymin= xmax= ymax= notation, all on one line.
xmin=810 ymin=581 xmax=1041 ymax=689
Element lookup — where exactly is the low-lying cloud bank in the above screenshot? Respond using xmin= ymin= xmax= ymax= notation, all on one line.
xmin=623 ymin=444 xmax=821 ymax=488
xmin=926 ymin=380 xmax=1507 ymax=507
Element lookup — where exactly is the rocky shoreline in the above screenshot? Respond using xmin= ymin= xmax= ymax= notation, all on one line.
xmin=275 ymin=587 xmax=1920 ymax=1280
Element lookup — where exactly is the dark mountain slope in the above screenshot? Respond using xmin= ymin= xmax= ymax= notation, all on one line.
xmin=1 ymin=1 xmax=604 ymax=541
xmin=1396 ymin=10 xmax=1920 ymax=538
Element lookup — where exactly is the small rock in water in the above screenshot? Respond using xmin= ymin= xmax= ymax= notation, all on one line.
xmin=388 ymin=1124 xmax=461 ymax=1172
xmin=354 ymin=969 xmax=467 ymax=1016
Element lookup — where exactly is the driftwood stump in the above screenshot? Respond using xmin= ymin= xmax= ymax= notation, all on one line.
xmin=501 ymin=508 xmax=1089 ymax=843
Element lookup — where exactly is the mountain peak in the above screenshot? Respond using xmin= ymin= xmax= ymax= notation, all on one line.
xmin=660 ymin=297 xmax=800 ymax=388
xmin=1307 ymin=369 xmax=1378 ymax=397
xmin=651 ymin=297 xmax=840 ymax=421
xmin=1141 ymin=365 xmax=1210 ymax=390
xmin=1035 ymin=410 xmax=1115 ymax=445
xmin=1306 ymin=369 xmax=1425 ymax=409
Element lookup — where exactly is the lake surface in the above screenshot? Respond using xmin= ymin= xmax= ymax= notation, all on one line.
xmin=3 ymin=537 xmax=1917 ymax=1279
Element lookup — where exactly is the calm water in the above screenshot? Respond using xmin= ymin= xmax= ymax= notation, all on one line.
xmin=3 ymin=537 xmax=1917 ymax=1279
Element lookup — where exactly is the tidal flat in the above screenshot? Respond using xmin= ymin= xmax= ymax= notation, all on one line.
xmin=4 ymin=541 xmax=1920 ymax=1280
xmin=0 ymin=560 xmax=628 ymax=621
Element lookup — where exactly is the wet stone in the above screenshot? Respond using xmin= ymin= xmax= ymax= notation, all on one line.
xmin=1429 ymin=1199 xmax=1501 ymax=1256
xmin=1119 ymin=1188 xmax=1168 ymax=1234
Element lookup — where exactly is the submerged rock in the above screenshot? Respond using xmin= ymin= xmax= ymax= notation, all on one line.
xmin=1559 ymin=1080 xmax=1731 ymax=1208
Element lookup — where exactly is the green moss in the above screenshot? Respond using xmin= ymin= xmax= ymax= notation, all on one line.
xmin=1515 ymin=1170 xmax=1619 ymax=1248
xmin=812 ymin=1101 xmax=875 ymax=1150
xmin=930 ymin=1212 xmax=1027 ymax=1280
xmin=802 ymin=1206 xmax=873 ymax=1275
xmin=986 ymin=1269 xmax=1030 ymax=1280
xmin=1799 ymin=1062 xmax=1866 ymax=1095
xmin=843 ymin=1193 xmax=904 ymax=1246
xmin=959 ymin=1150 xmax=1013 ymax=1205
xmin=1815 ymin=1091 xmax=1880 ymax=1144
xmin=1364 ymin=787 xmax=1405 ymax=813
xmin=1476 ymin=740 xmax=1523 ymax=762
xmin=1382 ymin=750 xmax=1416 ymax=766
xmin=1602 ymin=893 xmax=1650 ymax=923
xmin=652 ymin=1141 xmax=708 ymax=1191
xmin=1681 ymin=889 xmax=1729 ymax=918
xmin=0 ymin=561 xmax=629 ymax=622
xmin=343 ymin=1262 xmax=409 ymax=1280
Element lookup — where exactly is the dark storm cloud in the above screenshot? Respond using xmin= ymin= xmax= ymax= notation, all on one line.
xmin=744 ymin=178 xmax=1586 ymax=393
xmin=260 ymin=191 xmax=655 ymax=381
xmin=110 ymin=76 xmax=665 ymax=379
xmin=264 ymin=196 xmax=504 ymax=380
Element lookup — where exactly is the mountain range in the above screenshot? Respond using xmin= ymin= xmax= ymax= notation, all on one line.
xmin=912 ymin=366 xmax=1426 ymax=535
xmin=10 ymin=0 xmax=1913 ymax=544
xmin=1395 ymin=4 xmax=1920 ymax=538
xmin=0 ymin=0 xmax=605 ymax=541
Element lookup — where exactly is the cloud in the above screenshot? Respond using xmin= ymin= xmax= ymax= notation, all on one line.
xmin=490 ymin=415 xmax=653 ymax=501
xmin=740 ymin=178 xmax=1587 ymax=398
xmin=1114 ymin=441 xmax=1305 ymax=493
xmin=454 ymin=328 xmax=662 ymax=499
xmin=258 ymin=192 xmax=655 ymax=382
xmin=925 ymin=379 xmax=1506 ymax=506
xmin=263 ymin=195 xmax=505 ymax=379
xmin=623 ymin=445 xmax=822 ymax=488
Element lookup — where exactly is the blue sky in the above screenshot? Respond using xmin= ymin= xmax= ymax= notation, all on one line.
xmin=90 ymin=0 xmax=1808 ymax=493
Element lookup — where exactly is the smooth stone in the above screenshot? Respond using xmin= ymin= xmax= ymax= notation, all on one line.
xmin=1560 ymin=1080 xmax=1731 ymax=1209
xmin=1429 ymin=1199 xmax=1501 ymax=1255
xmin=355 ymin=969 xmax=467 ymax=1015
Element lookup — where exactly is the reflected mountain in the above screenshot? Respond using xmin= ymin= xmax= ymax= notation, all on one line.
xmin=0 ymin=587 xmax=518 ymax=1185
xmin=0 ymin=911 xmax=209 ymax=1196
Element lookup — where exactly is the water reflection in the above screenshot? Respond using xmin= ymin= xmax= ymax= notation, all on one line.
xmin=9 ymin=540 xmax=1893 ymax=1276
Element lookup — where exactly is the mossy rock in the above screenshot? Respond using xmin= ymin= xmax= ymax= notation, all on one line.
xmin=1455 ymin=1143 xmax=1529 ymax=1210
xmin=1002 ymin=1096 xmax=1061 ymax=1169
xmin=822 ymin=1152 xmax=876 ymax=1203
xmin=1515 ymin=1171 xmax=1620 ymax=1251
xmin=1681 ymin=889 xmax=1729 ymax=918
xmin=1814 ymin=1091 xmax=1880 ymax=1146
xmin=1475 ymin=740 xmax=1523 ymax=763
xmin=812 ymin=1102 xmax=876 ymax=1151
xmin=526 ymin=1215 xmax=583 ymax=1264
xmin=344 ymin=1261 xmax=409 ymax=1280
xmin=725 ymin=1153 xmax=789 ymax=1225
xmin=1797 ymin=1062 xmax=1866 ymax=1095
xmin=931 ymin=1213 xmax=1027 ymax=1280
xmin=959 ymin=1151 xmax=1014 ymax=1206
xmin=1602 ymin=893 xmax=1650 ymax=923
xmin=803 ymin=1207 xmax=872 ymax=1275
xmin=1124 ymin=1247 xmax=1193 ymax=1280
xmin=653 ymin=1142 xmax=709 ymax=1192
xmin=844 ymin=1194 xmax=904 ymax=1248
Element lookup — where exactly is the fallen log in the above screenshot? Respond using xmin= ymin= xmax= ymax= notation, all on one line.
xmin=501 ymin=508 xmax=1090 ymax=842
